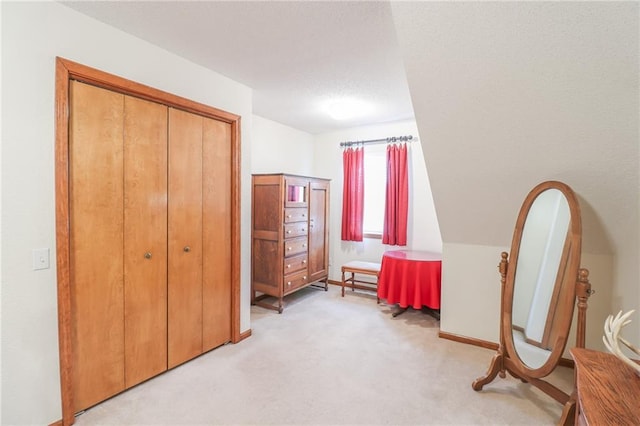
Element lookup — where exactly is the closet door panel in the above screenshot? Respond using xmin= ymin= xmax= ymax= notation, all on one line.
xmin=202 ymin=118 xmax=232 ymax=351
xmin=123 ymin=96 xmax=168 ymax=387
xmin=69 ymin=81 xmax=125 ymax=411
xmin=168 ymin=108 xmax=203 ymax=368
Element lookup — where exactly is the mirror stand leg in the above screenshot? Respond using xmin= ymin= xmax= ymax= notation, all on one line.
xmin=558 ymin=396 xmax=576 ymax=426
xmin=472 ymin=351 xmax=504 ymax=391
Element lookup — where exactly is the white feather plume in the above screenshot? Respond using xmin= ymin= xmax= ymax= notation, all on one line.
xmin=602 ymin=310 xmax=640 ymax=377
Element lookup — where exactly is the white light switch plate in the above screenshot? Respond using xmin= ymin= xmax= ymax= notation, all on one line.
xmin=33 ymin=248 xmax=50 ymax=270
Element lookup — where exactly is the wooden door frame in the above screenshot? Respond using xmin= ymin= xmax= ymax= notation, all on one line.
xmin=55 ymin=57 xmax=242 ymax=426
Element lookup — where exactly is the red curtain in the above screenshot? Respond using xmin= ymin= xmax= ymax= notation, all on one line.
xmin=383 ymin=143 xmax=408 ymax=246
xmin=341 ymin=146 xmax=364 ymax=241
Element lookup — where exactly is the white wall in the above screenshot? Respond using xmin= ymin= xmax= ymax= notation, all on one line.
xmin=251 ymin=115 xmax=314 ymax=175
xmin=313 ymin=120 xmax=442 ymax=281
xmin=442 ymin=243 xmax=613 ymax=356
xmin=1 ymin=2 xmax=253 ymax=424
xmin=440 ymin=243 xmax=507 ymax=343
xmin=392 ymin=2 xmax=638 ymax=346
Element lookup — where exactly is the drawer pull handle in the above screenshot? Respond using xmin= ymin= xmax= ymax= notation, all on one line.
xmin=144 ymin=252 xmax=152 ymax=259
xmin=287 ymin=264 xmax=291 ymax=268
xmin=302 ymin=260 xmax=307 ymax=264
xmin=303 ymin=276 xmax=307 ymax=280
xmin=184 ymin=246 xmax=191 ymax=253
xmin=287 ymin=230 xmax=292 ymax=234
xmin=303 ymin=244 xmax=306 ymax=247
xmin=301 ymin=228 xmax=306 ymax=232
xmin=287 ymin=247 xmax=292 ymax=251
xmin=287 ymin=281 xmax=292 ymax=286
xmin=287 ymin=215 xmax=292 ymax=218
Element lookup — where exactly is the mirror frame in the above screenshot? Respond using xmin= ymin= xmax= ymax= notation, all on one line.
xmin=504 ymin=180 xmax=582 ymax=378
xmin=284 ymin=177 xmax=309 ymax=208
xmin=472 ymin=181 xmax=593 ymax=425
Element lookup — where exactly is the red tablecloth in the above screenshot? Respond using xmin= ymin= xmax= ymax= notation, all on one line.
xmin=377 ymin=250 xmax=441 ymax=310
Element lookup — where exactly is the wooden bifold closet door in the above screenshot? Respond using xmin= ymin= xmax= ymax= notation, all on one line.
xmin=123 ymin=95 xmax=168 ymax=388
xmin=69 ymin=80 xmax=231 ymax=412
xmin=70 ymin=81 xmax=128 ymax=410
xmin=167 ymin=108 xmax=204 ymax=368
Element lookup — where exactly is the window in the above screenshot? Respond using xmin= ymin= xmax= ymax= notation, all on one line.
xmin=362 ymin=144 xmax=387 ymax=237
xmin=342 ymin=141 xmax=410 ymax=244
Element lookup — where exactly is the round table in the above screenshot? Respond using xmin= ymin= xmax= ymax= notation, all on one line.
xmin=377 ymin=250 xmax=442 ymax=315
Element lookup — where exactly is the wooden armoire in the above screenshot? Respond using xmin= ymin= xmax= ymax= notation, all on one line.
xmin=251 ymin=174 xmax=330 ymax=313
xmin=55 ymin=58 xmax=241 ymax=424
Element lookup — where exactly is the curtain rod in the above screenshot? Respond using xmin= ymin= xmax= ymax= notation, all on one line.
xmin=339 ymin=135 xmax=414 ymax=148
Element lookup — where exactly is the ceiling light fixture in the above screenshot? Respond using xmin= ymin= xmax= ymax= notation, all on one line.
xmin=326 ymin=98 xmax=372 ymax=121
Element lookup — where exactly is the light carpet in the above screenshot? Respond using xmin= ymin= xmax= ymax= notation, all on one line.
xmin=75 ymin=285 xmax=573 ymax=425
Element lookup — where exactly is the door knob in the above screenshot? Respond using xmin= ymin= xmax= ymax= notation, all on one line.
xmin=184 ymin=246 xmax=191 ymax=253
xmin=144 ymin=252 xmax=152 ymax=259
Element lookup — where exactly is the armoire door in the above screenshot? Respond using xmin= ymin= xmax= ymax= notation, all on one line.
xmin=308 ymin=180 xmax=330 ymax=283
xmin=69 ymin=80 xmax=125 ymax=412
xmin=168 ymin=108 xmax=204 ymax=368
xmin=123 ymin=96 xmax=168 ymax=388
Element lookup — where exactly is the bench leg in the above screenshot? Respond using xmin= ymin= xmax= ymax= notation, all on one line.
xmin=341 ymin=269 xmax=346 ymax=297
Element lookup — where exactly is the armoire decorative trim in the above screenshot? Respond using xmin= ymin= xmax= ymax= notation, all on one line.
xmin=55 ymin=57 xmax=242 ymax=426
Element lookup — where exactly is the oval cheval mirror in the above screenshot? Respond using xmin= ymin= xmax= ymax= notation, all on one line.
xmin=472 ymin=181 xmax=593 ymax=425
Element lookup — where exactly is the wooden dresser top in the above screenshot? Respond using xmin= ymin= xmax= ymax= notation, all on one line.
xmin=571 ymin=348 xmax=640 ymax=425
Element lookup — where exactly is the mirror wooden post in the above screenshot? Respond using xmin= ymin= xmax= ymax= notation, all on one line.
xmin=471 ymin=252 xmax=512 ymax=389
xmin=472 ymin=181 xmax=593 ymax=425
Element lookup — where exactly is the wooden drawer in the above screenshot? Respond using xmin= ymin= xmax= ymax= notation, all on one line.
xmin=284 ymin=237 xmax=307 ymax=257
xmin=284 ymin=208 xmax=307 ymax=223
xmin=284 ymin=222 xmax=307 ymax=239
xmin=283 ymin=269 xmax=308 ymax=293
xmin=283 ymin=253 xmax=308 ymax=275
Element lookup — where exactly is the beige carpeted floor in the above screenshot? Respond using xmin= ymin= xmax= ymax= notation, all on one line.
xmin=75 ymin=284 xmax=573 ymax=425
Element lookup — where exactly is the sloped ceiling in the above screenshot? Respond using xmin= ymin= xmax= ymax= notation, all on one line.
xmin=390 ymin=1 xmax=638 ymax=255
xmin=60 ymin=0 xmax=414 ymax=134
xmin=59 ymin=1 xmax=638 ymax=256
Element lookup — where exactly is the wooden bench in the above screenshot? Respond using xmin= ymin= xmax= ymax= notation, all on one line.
xmin=341 ymin=261 xmax=382 ymax=302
